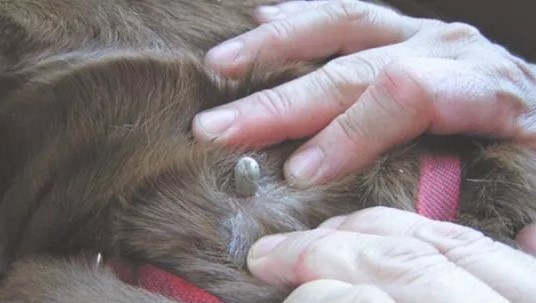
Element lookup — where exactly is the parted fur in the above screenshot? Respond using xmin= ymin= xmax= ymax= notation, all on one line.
xmin=0 ymin=1 xmax=535 ymax=303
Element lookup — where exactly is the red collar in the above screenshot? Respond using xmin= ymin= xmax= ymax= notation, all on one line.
xmin=416 ymin=154 xmax=461 ymax=221
xmin=107 ymin=154 xmax=461 ymax=303
xmin=107 ymin=259 xmax=223 ymax=303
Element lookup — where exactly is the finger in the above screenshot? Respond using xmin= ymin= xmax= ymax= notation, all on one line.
xmin=284 ymin=280 xmax=396 ymax=303
xmin=517 ymin=223 xmax=536 ymax=255
xmin=459 ymin=46 xmax=536 ymax=146
xmin=254 ymin=1 xmax=330 ymax=23
xmin=283 ymin=57 xmax=528 ymax=186
xmin=247 ymin=228 xmax=508 ymax=302
xmin=194 ymin=43 xmax=418 ymax=147
xmin=205 ymin=0 xmax=419 ymax=77
xmin=330 ymin=207 xmax=536 ymax=303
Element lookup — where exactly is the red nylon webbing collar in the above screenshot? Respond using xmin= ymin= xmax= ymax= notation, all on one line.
xmin=107 ymin=260 xmax=223 ymax=303
xmin=416 ymin=154 xmax=461 ymax=221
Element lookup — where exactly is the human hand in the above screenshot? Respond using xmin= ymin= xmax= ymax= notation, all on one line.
xmin=193 ymin=0 xmax=536 ymax=187
xmin=246 ymin=207 xmax=536 ymax=303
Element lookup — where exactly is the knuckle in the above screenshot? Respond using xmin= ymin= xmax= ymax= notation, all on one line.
xmin=437 ymin=22 xmax=482 ymax=44
xmin=315 ymin=61 xmax=356 ymax=109
xmin=259 ymin=20 xmax=295 ymax=42
xmin=299 ymin=234 xmax=345 ymax=276
xmin=380 ymin=239 xmax=435 ymax=262
xmin=330 ymin=0 xmax=411 ymax=43
xmin=363 ymin=238 xmax=444 ymax=284
xmin=306 ymin=237 xmax=336 ymax=261
xmin=334 ymin=109 xmax=370 ymax=147
xmin=333 ymin=0 xmax=369 ymax=21
xmin=320 ymin=59 xmax=353 ymax=89
xmin=488 ymin=56 xmax=528 ymax=84
xmin=475 ymin=55 xmax=531 ymax=105
xmin=332 ymin=0 xmax=399 ymax=22
xmin=253 ymin=89 xmax=292 ymax=120
xmin=318 ymin=56 xmax=376 ymax=106
xmin=379 ymin=62 xmax=434 ymax=117
xmin=326 ymin=56 xmax=378 ymax=85
xmin=489 ymin=50 xmax=536 ymax=106
xmin=432 ymin=222 xmax=485 ymax=244
xmin=425 ymin=222 xmax=497 ymax=256
xmin=420 ymin=18 xmax=447 ymax=30
xmin=495 ymin=62 xmax=525 ymax=88
xmin=415 ymin=222 xmax=506 ymax=269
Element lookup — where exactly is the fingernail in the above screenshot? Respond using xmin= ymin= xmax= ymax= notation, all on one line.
xmin=249 ymin=234 xmax=287 ymax=259
xmin=286 ymin=147 xmax=324 ymax=184
xmin=206 ymin=40 xmax=244 ymax=63
xmin=195 ymin=109 xmax=236 ymax=138
xmin=256 ymin=6 xmax=284 ymax=20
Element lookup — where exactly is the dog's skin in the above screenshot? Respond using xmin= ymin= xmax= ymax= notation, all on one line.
xmin=0 ymin=1 xmax=535 ymax=302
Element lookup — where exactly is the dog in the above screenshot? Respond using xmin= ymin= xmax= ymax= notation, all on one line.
xmin=0 ymin=1 xmax=535 ymax=302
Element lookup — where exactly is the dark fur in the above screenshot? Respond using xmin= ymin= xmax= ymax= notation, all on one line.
xmin=0 ymin=1 xmax=535 ymax=302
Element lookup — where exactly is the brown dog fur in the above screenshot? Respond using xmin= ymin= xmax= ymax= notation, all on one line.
xmin=0 ymin=1 xmax=535 ymax=302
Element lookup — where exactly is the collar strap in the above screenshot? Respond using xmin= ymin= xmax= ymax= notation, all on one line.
xmin=416 ymin=154 xmax=461 ymax=221
xmin=107 ymin=259 xmax=223 ymax=303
